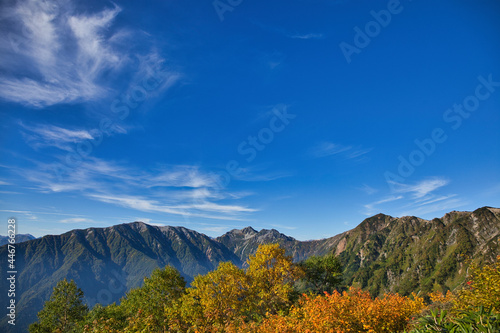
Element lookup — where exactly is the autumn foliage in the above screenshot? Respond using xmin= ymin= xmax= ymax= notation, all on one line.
xmin=31 ymin=244 xmax=499 ymax=333
xmin=231 ymin=287 xmax=424 ymax=333
xmin=454 ymin=255 xmax=500 ymax=312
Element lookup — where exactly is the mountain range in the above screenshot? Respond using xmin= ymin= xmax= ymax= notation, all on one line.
xmin=1 ymin=206 xmax=499 ymax=332
xmin=0 ymin=234 xmax=35 ymax=247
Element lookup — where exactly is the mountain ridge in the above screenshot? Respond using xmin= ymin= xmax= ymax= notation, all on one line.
xmin=1 ymin=206 xmax=499 ymax=332
xmin=0 ymin=233 xmax=36 ymax=246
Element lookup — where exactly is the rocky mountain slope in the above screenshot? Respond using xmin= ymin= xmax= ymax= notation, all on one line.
xmin=0 ymin=222 xmax=240 ymax=332
xmin=1 ymin=207 xmax=498 ymax=332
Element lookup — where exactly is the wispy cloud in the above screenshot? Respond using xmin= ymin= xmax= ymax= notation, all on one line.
xmin=0 ymin=180 xmax=11 ymax=186
xmin=0 ymin=0 xmax=178 ymax=107
xmin=0 ymin=1 xmax=124 ymax=106
xmin=20 ymin=123 xmax=95 ymax=151
xmin=396 ymin=197 xmax=468 ymax=218
xmin=363 ymin=177 xmax=462 ymax=218
xmin=0 ymin=209 xmax=85 ymax=218
xmin=88 ymin=193 xmax=253 ymax=220
xmin=0 ymin=209 xmax=38 ymax=220
xmin=364 ymin=195 xmax=403 ymax=214
xmin=235 ymin=167 xmax=294 ymax=182
xmin=18 ymin=158 xmax=257 ymax=220
xmin=134 ymin=218 xmax=152 ymax=224
xmin=309 ymin=142 xmax=372 ymax=160
xmin=390 ymin=178 xmax=449 ymax=199
xmin=310 ymin=142 xmax=351 ymax=158
xmin=251 ymin=20 xmax=324 ymax=41
xmin=289 ymin=33 xmax=325 ymax=40
xmin=415 ymin=194 xmax=457 ymax=206
xmin=347 ymin=148 xmax=373 ymax=159
xmin=148 ymin=166 xmax=220 ymax=188
xmin=359 ymin=184 xmax=378 ymax=195
xmin=59 ymin=217 xmax=95 ymax=223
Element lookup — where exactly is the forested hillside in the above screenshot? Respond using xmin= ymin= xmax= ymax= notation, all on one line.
xmin=1 ymin=207 xmax=499 ymax=332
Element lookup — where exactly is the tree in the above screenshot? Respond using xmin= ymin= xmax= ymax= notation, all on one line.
xmin=455 ymin=255 xmax=500 ymax=312
xmin=298 ymin=253 xmax=342 ymax=294
xmin=246 ymin=243 xmax=302 ymax=317
xmin=238 ymin=287 xmax=425 ymax=333
xmin=81 ymin=303 xmax=126 ymax=333
xmin=29 ymin=278 xmax=88 ymax=333
xmin=119 ymin=265 xmax=186 ymax=332
xmin=180 ymin=261 xmax=249 ymax=330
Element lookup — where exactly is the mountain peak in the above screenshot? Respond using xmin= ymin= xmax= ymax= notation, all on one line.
xmin=242 ymin=226 xmax=257 ymax=234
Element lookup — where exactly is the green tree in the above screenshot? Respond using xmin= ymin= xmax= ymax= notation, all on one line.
xmin=81 ymin=303 xmax=126 ymax=333
xmin=119 ymin=265 xmax=186 ymax=332
xmin=298 ymin=253 xmax=342 ymax=295
xmin=29 ymin=278 xmax=88 ymax=333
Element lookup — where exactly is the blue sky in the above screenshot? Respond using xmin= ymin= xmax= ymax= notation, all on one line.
xmin=0 ymin=0 xmax=499 ymax=240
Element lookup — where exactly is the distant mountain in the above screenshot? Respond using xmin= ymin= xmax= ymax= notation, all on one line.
xmin=0 ymin=233 xmax=35 ymax=246
xmin=0 ymin=222 xmax=240 ymax=332
xmin=1 ymin=207 xmax=499 ymax=332
xmin=336 ymin=207 xmax=500 ymax=296
xmin=217 ymin=207 xmax=499 ymax=296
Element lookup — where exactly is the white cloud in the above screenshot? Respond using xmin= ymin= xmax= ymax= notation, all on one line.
xmin=289 ymin=33 xmax=325 ymax=40
xmin=391 ymin=178 xmax=449 ymax=198
xmin=134 ymin=218 xmax=152 ymax=224
xmin=347 ymin=148 xmax=373 ymax=159
xmin=415 ymin=194 xmax=457 ymax=206
xmin=19 ymin=158 xmax=257 ymax=220
xmin=188 ymin=202 xmax=256 ymax=213
xmin=0 ymin=180 xmax=11 ymax=185
xmin=148 ymin=166 xmax=220 ymax=188
xmin=309 ymin=142 xmax=371 ymax=160
xmin=59 ymin=217 xmax=94 ymax=223
xmin=359 ymin=184 xmax=378 ymax=195
xmin=397 ymin=197 xmax=467 ymax=218
xmin=235 ymin=166 xmax=294 ymax=182
xmin=88 ymin=193 xmax=253 ymax=220
xmin=364 ymin=195 xmax=403 ymax=214
xmin=0 ymin=209 xmax=84 ymax=217
xmin=310 ymin=142 xmax=351 ymax=158
xmin=0 ymin=1 xmax=123 ymax=106
xmin=20 ymin=123 xmax=94 ymax=151
xmin=363 ymin=178 xmax=461 ymax=218
xmin=0 ymin=0 xmax=180 ymax=107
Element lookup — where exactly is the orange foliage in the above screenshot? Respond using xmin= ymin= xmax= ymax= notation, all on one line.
xmin=228 ymin=287 xmax=425 ymax=333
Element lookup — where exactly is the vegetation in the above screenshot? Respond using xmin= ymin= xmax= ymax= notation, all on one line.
xmin=296 ymin=253 xmax=342 ymax=294
xmin=409 ymin=255 xmax=500 ymax=332
xmin=4 ymin=207 xmax=499 ymax=332
xmin=29 ymin=279 xmax=88 ymax=333
xmin=29 ymin=240 xmax=500 ymax=333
